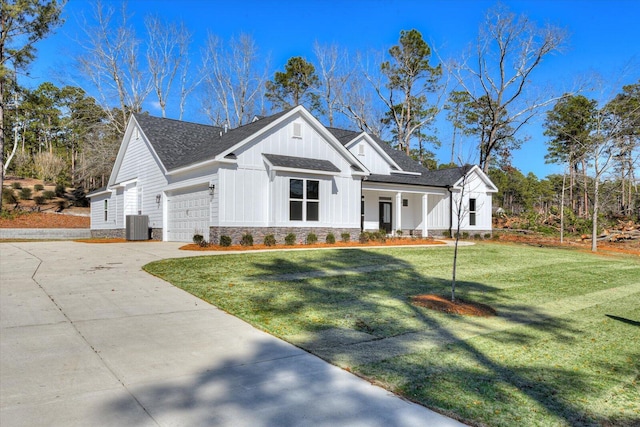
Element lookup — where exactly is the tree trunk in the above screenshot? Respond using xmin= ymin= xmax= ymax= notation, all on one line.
xmin=0 ymin=76 xmax=4 ymax=211
xmin=560 ymin=171 xmax=566 ymax=244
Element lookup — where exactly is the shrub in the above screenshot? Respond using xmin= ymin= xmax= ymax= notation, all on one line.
xmin=361 ymin=230 xmax=387 ymax=243
xmin=442 ymin=230 xmax=451 ymax=238
xmin=193 ymin=234 xmax=204 ymax=244
xmin=42 ymin=190 xmax=55 ymax=200
xmin=33 ymin=152 xmax=66 ymax=182
xmin=34 ymin=184 xmax=44 ymax=191
xmin=198 ymin=239 xmax=210 ymax=248
xmin=19 ymin=188 xmax=32 ymax=200
xmin=474 ymin=233 xmax=482 ymax=240
xmin=2 ymin=188 xmax=17 ymax=204
xmin=326 ymin=232 xmax=336 ymax=244
xmin=55 ymin=183 xmax=66 ymax=197
xmin=484 ymin=233 xmax=492 ymax=239
xmin=285 ymin=233 xmax=296 ymax=245
xmin=240 ymin=233 xmax=254 ymax=246
xmin=220 ymin=235 xmax=232 ymax=247
xmin=264 ymin=234 xmax=276 ymax=246
xmin=34 ymin=196 xmax=46 ymax=205
xmin=341 ymin=232 xmax=350 ymax=243
xmin=396 ymin=229 xmax=403 ymax=236
xmin=11 ymin=182 xmax=22 ymax=189
xmin=71 ymin=188 xmax=89 ymax=207
xmin=462 ymin=232 xmax=470 ymax=239
xmin=306 ymin=232 xmax=318 ymax=244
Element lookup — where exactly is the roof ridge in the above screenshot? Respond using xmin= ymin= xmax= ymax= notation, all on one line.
xmin=134 ymin=113 xmax=222 ymax=130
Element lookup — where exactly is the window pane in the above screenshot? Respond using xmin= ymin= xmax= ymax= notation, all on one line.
xmin=290 ymin=201 xmax=303 ymax=220
xmin=307 ymin=180 xmax=319 ymax=200
xmin=307 ymin=201 xmax=319 ymax=221
xmin=469 ymin=198 xmax=476 ymax=212
xmin=290 ymin=179 xmax=303 ymax=199
xmin=470 ymin=212 xmax=476 ymax=226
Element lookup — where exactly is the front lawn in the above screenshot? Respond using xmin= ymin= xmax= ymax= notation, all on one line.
xmin=144 ymin=244 xmax=640 ymax=426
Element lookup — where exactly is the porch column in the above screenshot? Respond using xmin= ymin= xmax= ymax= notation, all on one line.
xmin=422 ymin=194 xmax=429 ymax=237
xmin=395 ymin=192 xmax=402 ymax=233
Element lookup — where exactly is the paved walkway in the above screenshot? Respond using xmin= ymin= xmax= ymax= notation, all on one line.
xmin=0 ymin=241 xmax=466 ymax=427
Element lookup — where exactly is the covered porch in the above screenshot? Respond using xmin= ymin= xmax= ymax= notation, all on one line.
xmin=361 ymin=182 xmax=450 ymax=237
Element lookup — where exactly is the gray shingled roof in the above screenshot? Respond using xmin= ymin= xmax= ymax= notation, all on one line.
xmin=326 ymin=126 xmax=471 ymax=187
xmin=133 ymin=110 xmax=474 ymax=189
xmin=263 ymin=153 xmax=340 ymax=173
xmin=134 ymin=109 xmax=292 ymax=171
xmin=365 ymin=165 xmax=472 ymax=188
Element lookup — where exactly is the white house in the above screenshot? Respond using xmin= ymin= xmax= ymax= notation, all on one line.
xmin=88 ymin=106 xmax=497 ymax=243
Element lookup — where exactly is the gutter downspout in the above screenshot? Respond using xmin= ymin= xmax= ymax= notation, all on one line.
xmin=360 ymin=177 xmax=365 ymax=232
xmin=447 ymin=185 xmax=453 ymax=237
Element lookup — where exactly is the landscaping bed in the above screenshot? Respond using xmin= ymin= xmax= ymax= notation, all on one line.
xmin=179 ymin=237 xmax=445 ymax=251
xmin=144 ymin=243 xmax=640 ymax=426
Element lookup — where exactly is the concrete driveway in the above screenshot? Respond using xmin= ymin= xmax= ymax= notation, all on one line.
xmin=0 ymin=241 xmax=465 ymax=427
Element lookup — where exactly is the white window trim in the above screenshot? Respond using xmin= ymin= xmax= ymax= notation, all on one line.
xmin=469 ymin=197 xmax=477 ymax=226
xmin=289 ymin=178 xmax=319 ymax=222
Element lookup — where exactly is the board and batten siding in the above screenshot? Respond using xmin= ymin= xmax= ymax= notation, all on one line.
xmin=450 ymin=170 xmax=493 ymax=231
xmin=426 ymin=193 xmax=449 ymax=229
xmin=347 ymin=136 xmax=393 ymax=175
xmin=217 ymin=113 xmax=361 ymax=228
xmin=218 ymin=166 xmax=269 ymax=226
xmin=112 ymin=127 xmax=168 ymax=229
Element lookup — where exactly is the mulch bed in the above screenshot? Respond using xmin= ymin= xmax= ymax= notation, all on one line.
xmin=411 ymin=294 xmax=497 ymax=317
xmin=179 ymin=239 xmax=445 ymax=251
xmin=0 ymin=212 xmax=90 ymax=229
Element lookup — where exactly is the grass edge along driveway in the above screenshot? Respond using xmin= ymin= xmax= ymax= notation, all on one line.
xmin=144 ymin=243 xmax=640 ymax=427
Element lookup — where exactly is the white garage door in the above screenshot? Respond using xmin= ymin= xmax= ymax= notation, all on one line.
xmin=166 ymin=189 xmax=211 ymax=242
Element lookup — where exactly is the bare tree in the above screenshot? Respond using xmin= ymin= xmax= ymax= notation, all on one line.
xmin=449 ymin=164 xmax=475 ymax=302
xmin=145 ymin=15 xmax=191 ymax=118
xmin=337 ymin=52 xmax=387 ymax=137
xmin=450 ymin=4 xmax=569 ymax=172
xmin=76 ymin=1 xmax=151 ymax=134
xmin=201 ymin=33 xmax=267 ymax=128
xmin=313 ymin=42 xmax=350 ymax=127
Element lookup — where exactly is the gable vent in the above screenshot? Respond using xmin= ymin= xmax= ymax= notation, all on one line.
xmin=292 ymin=122 xmax=302 ymax=138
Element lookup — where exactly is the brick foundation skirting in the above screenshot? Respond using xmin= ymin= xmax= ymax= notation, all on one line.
xmin=91 ymin=228 xmax=163 ymax=240
xmin=209 ymin=227 xmax=361 ymax=246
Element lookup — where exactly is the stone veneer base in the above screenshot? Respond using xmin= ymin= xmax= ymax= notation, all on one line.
xmin=209 ymin=227 xmax=361 ymax=246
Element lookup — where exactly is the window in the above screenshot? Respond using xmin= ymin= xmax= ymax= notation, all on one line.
xmin=290 ymin=179 xmax=319 ymax=221
xmin=104 ymin=200 xmax=108 ymax=222
xmin=402 ymin=199 xmax=408 ymax=207
xmin=358 ymin=144 xmax=365 ymax=156
xmin=469 ymin=198 xmax=477 ymax=226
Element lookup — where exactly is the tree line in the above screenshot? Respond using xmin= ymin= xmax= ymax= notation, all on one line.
xmin=1 ymin=0 xmax=638 ymax=233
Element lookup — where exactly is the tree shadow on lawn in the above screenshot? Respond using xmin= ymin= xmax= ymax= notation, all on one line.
xmin=239 ymin=249 xmax=633 ymax=425
xmin=129 ymin=249 xmax=636 ymax=426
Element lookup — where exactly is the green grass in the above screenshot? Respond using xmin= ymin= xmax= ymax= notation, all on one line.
xmin=144 ymin=243 xmax=640 ymax=426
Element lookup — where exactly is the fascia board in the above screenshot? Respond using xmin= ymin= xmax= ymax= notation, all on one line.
xmin=390 ymin=170 xmax=421 ymax=176
xmin=345 ymin=133 xmax=402 ymax=171
xmin=453 ymin=165 xmax=499 ymax=193
xmin=166 ymin=158 xmax=236 ymax=176
xmin=362 ymin=181 xmax=446 ymax=194
xmin=215 ymin=106 xmax=306 ymax=160
xmin=107 ymin=115 xmax=169 ymax=187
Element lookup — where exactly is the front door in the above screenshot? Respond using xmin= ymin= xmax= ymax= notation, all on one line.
xmin=379 ymin=202 xmax=392 ymax=233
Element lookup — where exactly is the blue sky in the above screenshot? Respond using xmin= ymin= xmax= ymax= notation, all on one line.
xmin=27 ymin=0 xmax=640 ymax=178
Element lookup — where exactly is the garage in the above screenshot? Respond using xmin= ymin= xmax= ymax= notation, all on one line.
xmin=166 ymin=188 xmax=211 ymax=242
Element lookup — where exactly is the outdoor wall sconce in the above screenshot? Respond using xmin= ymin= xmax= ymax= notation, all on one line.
xmin=155 ymin=194 xmax=161 ymax=204
xmin=209 ymin=184 xmax=215 ymax=196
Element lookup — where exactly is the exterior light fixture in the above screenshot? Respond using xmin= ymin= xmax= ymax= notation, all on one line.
xmin=209 ymin=184 xmax=215 ymax=196
xmin=156 ymin=194 xmax=161 ymax=204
